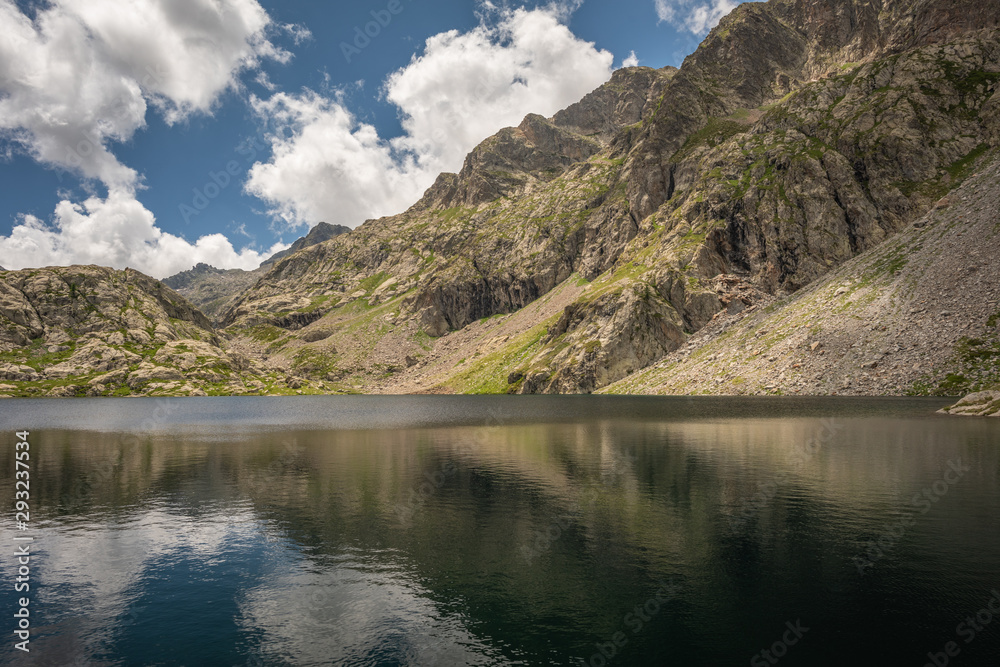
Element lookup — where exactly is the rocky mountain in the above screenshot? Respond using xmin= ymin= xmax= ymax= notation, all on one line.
xmin=603 ymin=151 xmax=1000 ymax=397
xmin=218 ymin=0 xmax=1000 ymax=394
xmin=162 ymin=222 xmax=351 ymax=322
xmin=161 ymin=263 xmax=266 ymax=322
xmin=0 ymin=266 xmax=240 ymax=397
xmin=1 ymin=0 xmax=998 ymax=401
xmin=259 ymin=222 xmax=351 ymax=266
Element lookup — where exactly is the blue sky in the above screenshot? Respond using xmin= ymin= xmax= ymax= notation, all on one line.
xmin=0 ymin=0 xmax=744 ymax=278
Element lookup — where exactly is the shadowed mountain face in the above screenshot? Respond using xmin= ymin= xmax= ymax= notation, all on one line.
xmin=1 ymin=0 xmax=999 ymax=399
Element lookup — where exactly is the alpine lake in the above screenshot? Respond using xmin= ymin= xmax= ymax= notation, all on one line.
xmin=1 ymin=396 xmax=998 ymax=666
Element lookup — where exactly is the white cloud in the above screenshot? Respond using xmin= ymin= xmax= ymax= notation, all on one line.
xmin=255 ymin=71 xmax=278 ymax=92
xmin=622 ymin=50 xmax=640 ymax=68
xmin=0 ymin=188 xmax=286 ymax=279
xmin=655 ymin=0 xmax=677 ymax=24
xmin=0 ymin=0 xmax=294 ymax=276
xmin=655 ymin=0 xmax=741 ymax=35
xmin=244 ymin=5 xmax=614 ymax=228
xmin=0 ymin=0 xmax=280 ymax=186
xmin=281 ymin=22 xmax=313 ymax=46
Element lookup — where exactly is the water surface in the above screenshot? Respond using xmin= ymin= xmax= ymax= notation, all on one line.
xmin=1 ymin=396 xmax=998 ymax=665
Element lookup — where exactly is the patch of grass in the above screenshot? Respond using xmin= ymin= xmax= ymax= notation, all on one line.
xmin=358 ymin=272 xmax=393 ymax=293
xmin=244 ymin=324 xmax=285 ymax=343
xmin=443 ymin=315 xmax=559 ymax=394
xmin=909 ymin=335 xmax=1000 ymax=396
xmin=299 ymin=294 xmax=340 ymax=314
xmin=945 ymin=143 xmax=990 ymax=181
xmin=671 ymin=117 xmax=748 ymax=162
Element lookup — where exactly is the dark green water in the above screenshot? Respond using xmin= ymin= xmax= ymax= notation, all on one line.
xmin=1 ymin=396 xmax=998 ymax=666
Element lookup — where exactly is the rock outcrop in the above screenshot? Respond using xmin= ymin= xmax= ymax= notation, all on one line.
xmin=0 ymin=266 xmax=258 ymax=397
xmin=602 ymin=152 xmax=1000 ymax=397
xmin=941 ymin=391 xmax=1000 ymax=417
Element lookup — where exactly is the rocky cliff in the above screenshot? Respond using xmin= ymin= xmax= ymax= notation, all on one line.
xmin=1 ymin=0 xmax=998 ymax=400
xmin=603 ymin=151 xmax=1000 ymax=397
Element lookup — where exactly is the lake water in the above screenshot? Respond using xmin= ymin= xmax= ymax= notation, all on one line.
xmin=1 ymin=396 xmax=998 ymax=666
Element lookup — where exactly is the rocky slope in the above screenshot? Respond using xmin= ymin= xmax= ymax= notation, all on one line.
xmin=162 ymin=222 xmax=350 ymax=322
xmin=602 ymin=151 xmax=1000 ymax=397
xmin=0 ymin=266 xmax=246 ymax=396
xmin=1 ymin=0 xmax=998 ymax=400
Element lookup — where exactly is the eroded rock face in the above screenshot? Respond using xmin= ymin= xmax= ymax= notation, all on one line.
xmin=552 ymin=66 xmax=677 ymax=140
xmin=519 ymin=283 xmax=688 ymax=394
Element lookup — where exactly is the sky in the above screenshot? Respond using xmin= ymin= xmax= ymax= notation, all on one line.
xmin=0 ymin=0 xmax=748 ymax=279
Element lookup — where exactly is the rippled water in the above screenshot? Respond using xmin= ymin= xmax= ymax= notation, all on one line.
xmin=1 ymin=396 xmax=998 ymax=665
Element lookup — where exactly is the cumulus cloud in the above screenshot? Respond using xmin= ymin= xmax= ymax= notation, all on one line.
xmin=622 ymin=50 xmax=641 ymax=68
xmin=0 ymin=188 xmax=285 ymax=279
xmin=655 ymin=0 xmax=741 ymax=35
xmin=0 ymin=0 xmax=293 ymax=276
xmin=244 ymin=5 xmax=615 ymax=228
xmin=0 ymin=0 xmax=279 ymax=186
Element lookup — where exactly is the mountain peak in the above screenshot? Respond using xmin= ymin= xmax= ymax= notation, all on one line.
xmin=261 ymin=221 xmax=352 ymax=267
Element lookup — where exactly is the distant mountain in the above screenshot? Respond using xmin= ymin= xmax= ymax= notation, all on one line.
xmin=260 ymin=222 xmax=351 ymax=266
xmin=161 ymin=263 xmax=265 ymax=322
xmin=160 ymin=222 xmax=351 ymax=322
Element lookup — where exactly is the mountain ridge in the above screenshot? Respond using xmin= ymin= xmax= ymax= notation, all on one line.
xmin=216 ymin=0 xmax=1000 ymax=395
xmin=160 ymin=222 xmax=351 ymax=322
xmin=1 ymin=0 xmax=998 ymax=402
